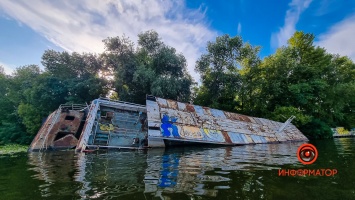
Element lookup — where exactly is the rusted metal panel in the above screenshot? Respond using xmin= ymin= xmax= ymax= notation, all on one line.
xmin=53 ymin=134 xmax=78 ymax=147
xmin=28 ymin=111 xmax=56 ymax=151
xmin=221 ymin=131 xmax=232 ymax=143
xmin=166 ymin=99 xmax=178 ymax=110
xmin=185 ymin=104 xmax=195 ymax=112
xmin=160 ymin=108 xmax=196 ymax=126
xmin=29 ymin=108 xmax=85 ymax=151
xmin=275 ymin=132 xmax=288 ymax=142
xmin=202 ymin=107 xmax=212 ymax=116
xmin=264 ymin=137 xmax=274 ymax=143
xmin=31 ymin=96 xmax=309 ymax=151
xmin=146 ymin=96 xmax=308 ymax=147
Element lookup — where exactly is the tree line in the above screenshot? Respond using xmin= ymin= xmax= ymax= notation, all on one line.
xmin=0 ymin=30 xmax=354 ymax=144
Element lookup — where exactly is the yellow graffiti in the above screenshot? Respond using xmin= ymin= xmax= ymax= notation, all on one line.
xmin=336 ymin=127 xmax=350 ymax=135
xmin=99 ymin=123 xmax=114 ymax=131
xmin=203 ymin=129 xmax=225 ymax=142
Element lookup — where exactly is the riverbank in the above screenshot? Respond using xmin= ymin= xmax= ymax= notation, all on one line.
xmin=0 ymin=144 xmax=28 ymax=154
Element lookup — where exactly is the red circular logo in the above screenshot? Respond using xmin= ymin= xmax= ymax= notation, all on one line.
xmin=297 ymin=144 xmax=318 ymax=165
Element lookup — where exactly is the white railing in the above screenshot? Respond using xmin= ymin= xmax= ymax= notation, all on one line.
xmin=76 ymin=100 xmax=100 ymax=151
xmin=276 ymin=115 xmax=296 ymax=133
xmin=59 ymin=104 xmax=88 ymax=111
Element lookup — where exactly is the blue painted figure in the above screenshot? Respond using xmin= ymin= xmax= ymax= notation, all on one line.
xmin=161 ymin=114 xmax=180 ymax=138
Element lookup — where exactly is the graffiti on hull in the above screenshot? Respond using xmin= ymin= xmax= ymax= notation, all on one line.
xmin=160 ymin=114 xmax=225 ymax=143
xmin=161 ymin=114 xmax=180 ymax=138
xmin=203 ymin=129 xmax=225 ymax=142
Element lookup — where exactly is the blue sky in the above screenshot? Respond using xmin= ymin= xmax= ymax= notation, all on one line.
xmin=1 ymin=0 xmax=355 ymax=81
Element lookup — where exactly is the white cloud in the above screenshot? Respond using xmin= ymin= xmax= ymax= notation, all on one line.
xmin=316 ymin=14 xmax=355 ymax=60
xmin=271 ymin=0 xmax=312 ymax=48
xmin=0 ymin=0 xmax=217 ymax=82
xmin=0 ymin=61 xmax=15 ymax=75
xmin=237 ymin=22 xmax=242 ymax=35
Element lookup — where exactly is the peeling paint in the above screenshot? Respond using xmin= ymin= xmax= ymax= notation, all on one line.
xmin=147 ymin=97 xmax=308 ymax=146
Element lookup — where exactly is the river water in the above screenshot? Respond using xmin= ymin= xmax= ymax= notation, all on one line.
xmin=1 ymin=138 xmax=354 ymax=200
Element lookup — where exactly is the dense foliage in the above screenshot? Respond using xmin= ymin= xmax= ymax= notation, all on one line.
xmin=194 ymin=31 xmax=355 ymax=139
xmin=0 ymin=30 xmax=354 ymax=144
xmin=0 ymin=30 xmax=193 ymax=144
xmin=101 ymin=30 xmax=193 ymax=104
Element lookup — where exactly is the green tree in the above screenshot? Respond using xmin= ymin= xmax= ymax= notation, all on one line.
xmin=259 ymin=31 xmax=354 ymax=138
xmin=194 ymin=34 xmax=260 ymax=112
xmin=101 ymin=30 xmax=193 ymax=104
xmin=0 ymin=66 xmax=39 ymax=144
xmin=41 ymin=50 xmax=110 ymax=103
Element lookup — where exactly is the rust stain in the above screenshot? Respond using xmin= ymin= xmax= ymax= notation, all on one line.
xmin=223 ymin=111 xmax=231 ymax=119
xmin=53 ymin=134 xmax=78 ymax=147
xmin=185 ymin=104 xmax=195 ymax=112
xmin=225 ymin=112 xmax=238 ymax=120
xmin=157 ymin=98 xmax=168 ymax=108
xmin=221 ymin=131 xmax=232 ymax=144
xmin=167 ymin=99 xmax=178 ymax=110
xmin=238 ymin=114 xmax=252 ymax=122
xmin=224 ymin=112 xmax=252 ymax=123
xmin=28 ymin=111 xmax=56 ymax=150
xmin=29 ymin=109 xmax=84 ymax=151
xmin=202 ymin=107 xmax=211 ymax=115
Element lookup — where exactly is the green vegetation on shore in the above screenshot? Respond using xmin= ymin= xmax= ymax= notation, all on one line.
xmin=0 ymin=144 xmax=28 ymax=154
xmin=0 ymin=30 xmax=354 ymax=144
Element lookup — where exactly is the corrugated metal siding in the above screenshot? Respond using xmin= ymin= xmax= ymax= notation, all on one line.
xmin=147 ymin=97 xmax=308 ymax=146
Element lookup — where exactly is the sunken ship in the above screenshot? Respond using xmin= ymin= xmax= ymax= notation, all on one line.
xmin=28 ymin=96 xmax=308 ymax=152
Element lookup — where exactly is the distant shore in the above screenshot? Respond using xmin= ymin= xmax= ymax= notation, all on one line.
xmin=0 ymin=144 xmax=28 ymax=154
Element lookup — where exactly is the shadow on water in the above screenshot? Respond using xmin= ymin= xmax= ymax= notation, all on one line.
xmin=1 ymin=139 xmax=355 ymax=200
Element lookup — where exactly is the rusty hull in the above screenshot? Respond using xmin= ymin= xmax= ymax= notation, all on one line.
xmin=147 ymin=96 xmax=308 ymax=146
xmin=30 ymin=96 xmax=308 ymax=151
xmin=29 ymin=109 xmax=84 ymax=151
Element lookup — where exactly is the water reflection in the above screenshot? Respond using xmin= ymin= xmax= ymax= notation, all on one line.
xmin=333 ymin=138 xmax=354 ymax=155
xmin=27 ymin=151 xmax=79 ymax=198
xmin=26 ymin=142 xmax=307 ymax=199
xmin=143 ymin=143 xmax=302 ymax=199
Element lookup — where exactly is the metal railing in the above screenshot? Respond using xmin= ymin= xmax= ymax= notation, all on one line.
xmin=98 ymin=97 xmax=146 ymax=108
xmin=59 ymin=104 xmax=88 ymax=111
xmin=39 ymin=109 xmax=61 ymax=151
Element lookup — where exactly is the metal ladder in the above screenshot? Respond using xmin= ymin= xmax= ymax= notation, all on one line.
xmin=276 ymin=115 xmax=296 ymax=133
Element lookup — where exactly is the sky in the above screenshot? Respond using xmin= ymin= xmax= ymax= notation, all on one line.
xmin=0 ymin=0 xmax=355 ymax=82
